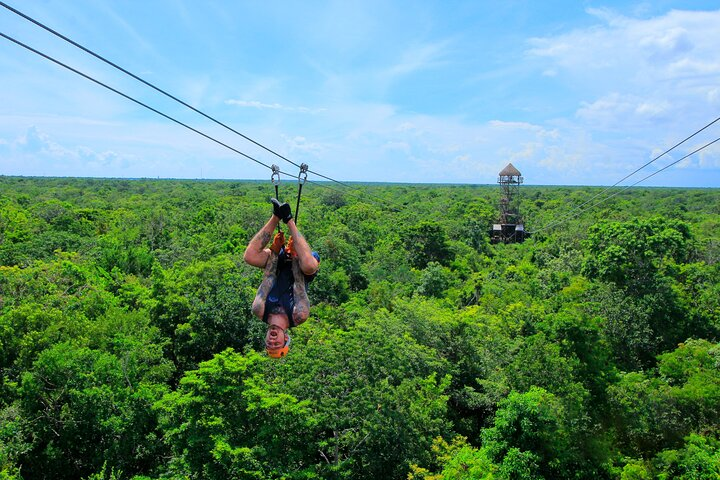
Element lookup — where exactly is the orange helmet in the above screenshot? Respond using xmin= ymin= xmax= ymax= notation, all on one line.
xmin=266 ymin=333 xmax=291 ymax=358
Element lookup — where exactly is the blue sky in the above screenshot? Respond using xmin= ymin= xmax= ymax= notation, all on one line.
xmin=1 ymin=1 xmax=719 ymax=186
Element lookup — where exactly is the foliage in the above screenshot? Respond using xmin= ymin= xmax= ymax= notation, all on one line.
xmin=401 ymin=220 xmax=454 ymax=269
xmin=608 ymin=339 xmax=720 ymax=457
xmin=582 ymin=216 xmax=717 ymax=359
xmin=0 ymin=177 xmax=718 ymax=479
xmin=482 ymin=387 xmax=585 ymax=478
xmin=583 ymin=216 xmax=692 ymax=293
xmin=408 ymin=436 xmax=496 ymax=479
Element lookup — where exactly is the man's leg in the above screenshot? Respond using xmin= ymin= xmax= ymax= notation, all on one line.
xmin=251 ymin=251 xmax=279 ymax=319
xmin=286 ymin=219 xmax=319 ymax=276
xmin=291 ymin=257 xmax=310 ymax=325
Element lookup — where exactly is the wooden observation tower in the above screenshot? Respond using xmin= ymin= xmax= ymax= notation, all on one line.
xmin=490 ymin=163 xmax=527 ymax=244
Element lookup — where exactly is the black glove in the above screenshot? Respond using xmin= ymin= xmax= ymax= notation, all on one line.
xmin=278 ymin=202 xmax=293 ymax=224
xmin=270 ymin=198 xmax=283 ymax=219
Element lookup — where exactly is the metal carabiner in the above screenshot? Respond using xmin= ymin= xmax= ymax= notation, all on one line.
xmin=298 ymin=163 xmax=308 ymax=185
xmin=271 ymin=164 xmax=281 ymax=186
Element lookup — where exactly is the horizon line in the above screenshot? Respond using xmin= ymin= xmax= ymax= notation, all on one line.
xmin=1 ymin=174 xmax=718 ymax=190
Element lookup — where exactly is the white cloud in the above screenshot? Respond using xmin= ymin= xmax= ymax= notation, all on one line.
xmin=225 ymin=99 xmax=324 ymax=114
xmin=647 ymin=138 xmax=720 ymax=172
xmin=226 ymin=100 xmax=286 ymax=110
xmin=635 ymin=101 xmax=670 ymax=117
xmin=384 ymin=40 xmax=451 ymax=79
xmin=382 ymin=140 xmax=411 ymax=154
xmin=675 ymin=155 xmax=694 ymax=169
xmin=698 ymin=145 xmax=720 ymax=168
xmin=0 ymin=126 xmax=142 ymax=177
xmin=709 ymin=88 xmax=720 ymax=105
xmin=667 ymin=58 xmax=720 ymax=77
xmin=509 ymin=142 xmax=542 ymax=162
xmin=282 ymin=135 xmax=324 ymax=155
xmin=524 ymin=8 xmax=719 ymax=187
xmin=527 ymin=8 xmax=720 ymax=88
xmin=538 ymin=146 xmax=583 ymax=172
xmin=488 ymin=120 xmax=543 ymax=133
xmin=638 ymin=27 xmax=693 ymax=60
xmin=2 ymin=3 xmax=717 ymax=187
xmin=306 ymin=106 xmax=605 ymax=183
xmin=397 ymin=122 xmax=416 ymax=133
xmin=577 ymin=93 xmax=671 ymax=127
xmin=16 ymin=126 xmax=50 ymax=153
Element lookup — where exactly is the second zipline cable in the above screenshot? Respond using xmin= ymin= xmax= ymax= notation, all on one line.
xmin=0 ymin=31 xmax=298 ymax=177
xmin=0 ymin=1 xmax=399 ymax=210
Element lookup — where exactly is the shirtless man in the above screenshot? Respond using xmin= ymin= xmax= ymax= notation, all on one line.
xmin=243 ymin=199 xmax=320 ymax=357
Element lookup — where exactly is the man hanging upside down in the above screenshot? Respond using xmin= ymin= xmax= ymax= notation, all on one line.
xmin=243 ymin=199 xmax=320 ymax=358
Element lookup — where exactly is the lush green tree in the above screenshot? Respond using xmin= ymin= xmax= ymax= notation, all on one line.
xmin=537 ymin=308 xmax=616 ymax=413
xmin=366 ymin=236 xmax=418 ymax=289
xmin=275 ymin=310 xmax=453 ymax=480
xmin=582 ymin=217 xmax=704 ymax=355
xmin=580 ymin=281 xmax=658 ymax=370
xmin=0 ymin=402 xmax=28 ymax=480
xmin=608 ymin=339 xmax=720 ymax=457
xmin=0 ymin=199 xmax=38 ymax=266
xmin=657 ymin=339 xmax=720 ymax=429
xmin=583 ymin=217 xmax=692 ymax=294
xmin=309 ymin=263 xmax=351 ymax=305
xmin=155 ymin=349 xmax=317 ymax=479
xmin=408 ymin=436 xmax=497 ymax=480
xmin=653 ymin=433 xmax=720 ymax=479
xmin=401 ymin=220 xmax=454 ymax=269
xmin=316 ymin=227 xmax=369 ymax=292
xmin=96 ymin=237 xmax=155 ymax=277
xmin=416 ymin=261 xmax=455 ymax=298
xmin=482 ymin=387 xmax=595 ymax=479
xmin=672 ymin=261 xmax=720 ymax=340
xmin=0 ymin=255 xmax=117 ymax=380
xmin=620 ymin=434 xmax=720 ymax=480
xmin=1 ymin=177 xmax=719 ymax=480
xmin=17 ymin=337 xmax=172 ymax=479
xmin=149 ymin=256 xmax=263 ymax=373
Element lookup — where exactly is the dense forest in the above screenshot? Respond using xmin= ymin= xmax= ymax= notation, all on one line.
xmin=0 ymin=175 xmax=719 ymax=479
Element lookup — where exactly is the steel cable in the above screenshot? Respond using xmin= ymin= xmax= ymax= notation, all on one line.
xmin=0 ymin=1 xmax=399 ymax=210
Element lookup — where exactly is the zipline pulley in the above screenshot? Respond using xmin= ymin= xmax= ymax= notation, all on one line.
xmin=295 ymin=163 xmax=309 ymax=226
xmin=298 ymin=163 xmax=308 ymax=185
xmin=268 ymin=163 xmax=309 ymax=228
xmin=271 ymin=165 xmax=282 ymax=233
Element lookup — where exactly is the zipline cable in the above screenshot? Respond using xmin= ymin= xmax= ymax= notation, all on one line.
xmin=528 ymin=115 xmax=720 ymax=234
xmin=531 ymin=135 xmax=720 ymax=235
xmin=0 ymin=1 xmax=399 ymax=210
xmin=0 ymin=29 xmax=400 ymax=213
xmin=6 ymin=20 xmax=713 ymax=224
xmin=0 ymin=31 xmax=298 ymax=178
xmin=0 ymin=1 xmax=304 ymax=170
xmin=626 ymin=137 xmax=720 ymax=187
xmin=13 ymin=0 xmax=706 ymax=220
xmin=304 ymin=177 xmax=400 ymax=211
xmin=4 ymin=15 xmax=712 ymax=221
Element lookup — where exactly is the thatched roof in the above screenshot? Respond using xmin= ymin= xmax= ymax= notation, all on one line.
xmin=499 ymin=163 xmax=521 ymax=176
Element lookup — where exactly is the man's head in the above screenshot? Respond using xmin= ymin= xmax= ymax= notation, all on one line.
xmin=265 ymin=319 xmax=290 ymax=358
